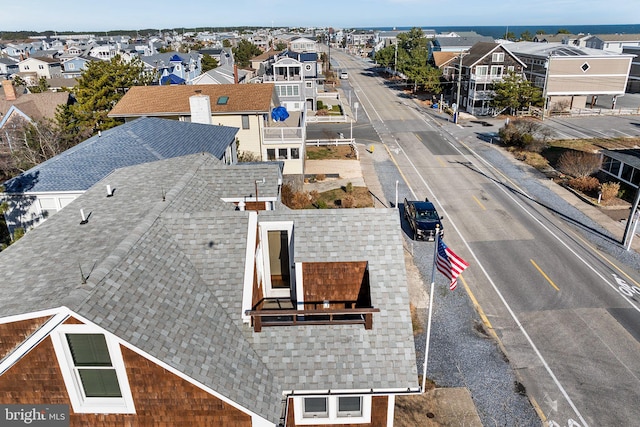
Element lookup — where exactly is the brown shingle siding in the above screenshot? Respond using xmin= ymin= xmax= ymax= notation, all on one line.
xmin=0 ymin=334 xmax=252 ymax=426
xmin=0 ymin=316 xmax=50 ymax=360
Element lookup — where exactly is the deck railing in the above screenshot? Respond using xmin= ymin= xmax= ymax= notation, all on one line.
xmin=245 ymin=301 xmax=379 ymax=332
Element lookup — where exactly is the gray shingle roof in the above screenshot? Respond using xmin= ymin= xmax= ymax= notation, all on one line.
xmin=0 ymin=153 xmax=417 ymax=422
xmin=3 ymin=117 xmax=238 ymax=193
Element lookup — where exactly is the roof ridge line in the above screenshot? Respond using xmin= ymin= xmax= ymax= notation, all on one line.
xmin=75 ymin=154 xmax=213 ymax=305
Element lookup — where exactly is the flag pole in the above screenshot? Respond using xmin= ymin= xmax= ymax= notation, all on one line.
xmin=422 ymin=225 xmax=440 ymax=392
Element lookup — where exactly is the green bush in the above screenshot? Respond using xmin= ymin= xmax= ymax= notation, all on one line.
xmin=317 ymin=100 xmax=325 ymax=110
xmin=345 ymin=182 xmax=353 ymax=193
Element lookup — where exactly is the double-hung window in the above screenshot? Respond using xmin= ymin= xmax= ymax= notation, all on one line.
xmin=66 ymin=334 xmax=121 ymax=398
xmin=51 ymin=324 xmax=135 ymax=414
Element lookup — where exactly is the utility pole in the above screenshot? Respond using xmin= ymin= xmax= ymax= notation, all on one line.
xmin=327 ymin=34 xmax=331 ymax=72
xmin=623 ymin=188 xmax=640 ymax=248
xmin=394 ymin=41 xmax=398 ymax=76
xmin=454 ymin=51 xmax=464 ymax=124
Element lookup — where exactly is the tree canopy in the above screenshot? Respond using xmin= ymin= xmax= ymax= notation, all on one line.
xmin=491 ymin=71 xmax=543 ymax=115
xmin=232 ymin=39 xmax=262 ymax=68
xmin=200 ymin=54 xmax=219 ymax=73
xmin=520 ymin=30 xmax=533 ymax=41
xmin=373 ymin=27 xmax=442 ymax=93
xmin=56 ymin=55 xmax=154 ymax=144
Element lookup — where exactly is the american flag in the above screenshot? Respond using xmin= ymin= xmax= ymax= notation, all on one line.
xmin=436 ymin=235 xmax=469 ymax=290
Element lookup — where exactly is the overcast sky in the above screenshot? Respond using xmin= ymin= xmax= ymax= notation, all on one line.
xmin=3 ymin=0 xmax=637 ymax=32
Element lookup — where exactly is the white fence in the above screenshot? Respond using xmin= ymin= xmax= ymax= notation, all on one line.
xmin=305 ymin=115 xmax=349 ymax=123
xmin=557 ymin=107 xmax=640 ymax=117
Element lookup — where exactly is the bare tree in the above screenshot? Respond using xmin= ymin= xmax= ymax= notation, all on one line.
xmin=557 ymin=151 xmax=602 ymax=178
xmin=1 ymin=118 xmax=66 ymax=177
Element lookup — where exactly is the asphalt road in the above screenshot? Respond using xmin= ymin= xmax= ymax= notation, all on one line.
xmin=320 ymin=49 xmax=640 ymax=427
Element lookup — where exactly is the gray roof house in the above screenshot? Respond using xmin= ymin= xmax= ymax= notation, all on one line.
xmin=0 ymin=153 xmax=418 ymax=425
xmin=1 ymin=117 xmax=239 ymax=234
xmin=429 ymin=34 xmax=494 ymax=55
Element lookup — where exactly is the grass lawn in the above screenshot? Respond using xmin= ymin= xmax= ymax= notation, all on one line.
xmin=306 ymin=145 xmax=355 ymax=160
xmin=305 ymin=185 xmax=373 ymax=209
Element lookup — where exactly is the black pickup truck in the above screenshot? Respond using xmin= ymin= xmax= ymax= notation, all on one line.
xmin=404 ymin=198 xmax=443 ymax=241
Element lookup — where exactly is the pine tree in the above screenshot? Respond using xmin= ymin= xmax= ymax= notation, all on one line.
xmin=58 ymin=55 xmax=154 ymax=143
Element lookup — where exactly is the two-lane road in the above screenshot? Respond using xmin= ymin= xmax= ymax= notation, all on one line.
xmin=327 ymin=49 xmax=640 ymax=427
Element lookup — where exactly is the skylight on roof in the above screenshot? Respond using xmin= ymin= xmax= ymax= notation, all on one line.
xmin=217 ymin=96 xmax=229 ymax=105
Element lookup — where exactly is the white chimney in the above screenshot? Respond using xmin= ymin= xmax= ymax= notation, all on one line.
xmin=189 ymin=90 xmax=212 ymax=125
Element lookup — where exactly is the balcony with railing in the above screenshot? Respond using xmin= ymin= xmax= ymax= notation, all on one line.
xmin=468 ymin=89 xmax=495 ymax=101
xmin=263 ymin=110 xmax=305 ymax=144
xmin=470 ymin=74 xmax=504 ymax=83
xmin=262 ymin=74 xmax=303 ymax=82
xmin=246 ymin=261 xmax=379 ymax=332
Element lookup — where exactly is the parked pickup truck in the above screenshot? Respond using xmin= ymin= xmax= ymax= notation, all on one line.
xmin=404 ymin=198 xmax=443 ymax=241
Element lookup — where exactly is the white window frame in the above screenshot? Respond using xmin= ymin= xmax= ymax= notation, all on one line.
xmin=51 ymin=324 xmax=136 ymax=414
xmin=475 ymin=65 xmax=488 ymax=76
xmin=490 ymin=65 xmax=503 ymax=77
xmin=277 ymin=84 xmax=300 ymax=97
xmin=492 ymin=52 xmax=504 ymax=63
xmin=259 ymin=221 xmax=294 ymax=298
xmin=294 ymin=395 xmax=371 ymax=425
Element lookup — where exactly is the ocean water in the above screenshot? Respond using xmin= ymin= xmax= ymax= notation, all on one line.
xmin=362 ymin=24 xmax=640 ymax=39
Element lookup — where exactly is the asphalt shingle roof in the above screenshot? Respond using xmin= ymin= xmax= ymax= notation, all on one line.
xmin=108 ymin=83 xmax=276 ymax=118
xmin=0 ymin=153 xmax=417 ymax=422
xmin=3 ymin=117 xmax=238 ymax=193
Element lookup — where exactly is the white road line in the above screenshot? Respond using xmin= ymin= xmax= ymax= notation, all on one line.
xmin=389 ymin=111 xmax=594 ymax=426
xmin=612 ymin=129 xmax=633 ymax=138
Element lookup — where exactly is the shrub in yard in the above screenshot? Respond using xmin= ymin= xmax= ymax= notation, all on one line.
xmin=281 ymin=183 xmax=294 ymax=207
xmin=309 ymin=190 xmax=319 ymax=206
xmin=498 ymin=119 xmax=550 ymax=152
xmin=291 ymin=191 xmax=311 ymax=209
xmin=600 ymin=181 xmax=620 ymax=201
xmin=315 ymin=199 xmax=328 ymax=209
xmin=281 ymin=183 xmax=319 ymax=209
xmin=316 ymin=100 xmax=325 ymax=110
xmin=345 ymin=182 xmax=353 ymax=193
xmin=315 ymin=173 xmax=326 ymax=181
xmin=557 ymin=151 xmax=601 ymax=178
xmin=567 ymin=176 xmax=600 ymax=193
xmin=342 ymin=195 xmax=355 ymax=208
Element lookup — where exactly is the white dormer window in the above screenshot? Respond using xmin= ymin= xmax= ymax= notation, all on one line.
xmin=492 ymin=52 xmax=504 ymax=63
xmin=51 ymin=324 xmax=136 ymax=414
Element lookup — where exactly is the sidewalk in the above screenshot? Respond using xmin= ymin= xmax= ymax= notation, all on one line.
xmin=425 ymin=106 xmax=640 ymax=255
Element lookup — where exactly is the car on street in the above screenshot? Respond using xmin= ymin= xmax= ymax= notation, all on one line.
xmin=340 ymin=71 xmax=348 ymax=79
xmin=404 ymin=198 xmax=443 ymax=241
